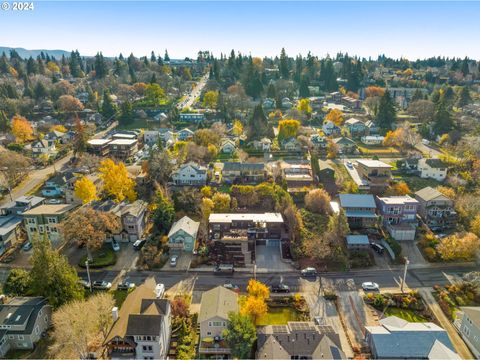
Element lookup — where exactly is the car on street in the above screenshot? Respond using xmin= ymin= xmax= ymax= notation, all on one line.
xmin=346 ymin=161 xmax=353 ymax=169
xmin=301 ymin=267 xmax=317 ymax=277
xmin=111 ymin=241 xmax=120 ymax=252
xmin=223 ymin=283 xmax=240 ymax=292
xmin=117 ymin=281 xmax=135 ymax=290
xmin=362 ymin=282 xmax=379 ymax=291
xmin=170 ymin=255 xmax=178 ymax=267
xmin=93 ymin=280 xmax=112 ymax=290
xmin=133 ymin=239 xmax=146 ymax=251
xmin=213 ymin=264 xmax=234 ymax=274
xmin=271 ymin=283 xmax=290 ymax=293
xmin=371 ymin=242 xmax=384 ymax=254
xmin=22 ymin=242 xmax=33 ymax=251
xmin=46 ymin=199 xmax=62 ymax=204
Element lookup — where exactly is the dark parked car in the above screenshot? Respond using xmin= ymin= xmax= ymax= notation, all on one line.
xmin=117 ymin=281 xmax=135 ymax=290
xmin=133 ymin=239 xmax=146 ymax=251
xmin=93 ymin=280 xmax=112 ymax=290
xmin=371 ymin=242 xmax=384 ymax=254
xmin=301 ymin=267 xmax=317 ymax=277
xmin=271 ymin=283 xmax=290 ymax=293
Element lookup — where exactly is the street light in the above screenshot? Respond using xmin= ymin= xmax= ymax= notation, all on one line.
xmin=85 ymin=260 xmax=93 ymax=292
xmin=401 ymin=257 xmax=410 ymax=293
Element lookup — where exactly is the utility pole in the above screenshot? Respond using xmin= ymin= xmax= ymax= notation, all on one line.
xmin=85 ymin=260 xmax=93 ymax=292
xmin=401 ymin=257 xmax=410 ymax=293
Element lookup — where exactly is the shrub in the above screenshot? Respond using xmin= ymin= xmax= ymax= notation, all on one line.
xmin=423 ymin=247 xmax=437 ymax=261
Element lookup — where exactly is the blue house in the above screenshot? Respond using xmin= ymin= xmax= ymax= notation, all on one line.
xmin=167 ymin=216 xmax=199 ymax=253
xmin=41 ymin=172 xmax=77 ymax=198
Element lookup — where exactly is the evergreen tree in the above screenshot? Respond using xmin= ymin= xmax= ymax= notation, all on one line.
xmin=30 ymin=235 xmax=84 ymax=308
xmin=299 ymin=76 xmax=310 ymax=98
xmin=26 ymin=57 xmax=38 ymax=75
xmin=33 ymin=81 xmax=48 ymax=100
xmin=376 ymin=90 xmax=396 ymax=134
xmin=248 ymin=104 xmax=270 ymax=139
xmin=320 ymin=59 xmax=338 ymax=92
xmin=119 ymin=100 xmax=133 ymax=125
xmin=157 ymin=55 xmax=163 ymax=66
xmin=279 ymin=48 xmax=289 ymax=79
xmin=0 ymin=110 xmax=9 ymax=132
xmin=433 ymin=98 xmax=454 ymax=135
xmin=164 ymin=49 xmax=170 ymax=62
xmin=460 ymin=57 xmax=469 ymax=76
xmin=0 ymin=53 xmax=9 ymax=74
xmin=69 ymin=50 xmax=82 ymax=77
xmin=456 ymin=87 xmax=471 ymax=108
xmin=150 ymin=51 xmax=156 ymax=63
xmin=150 ymin=73 xmax=157 ymax=84
xmin=411 ymin=88 xmax=424 ymax=102
xmin=266 ymin=83 xmax=276 ymax=98
xmin=129 ymin=65 xmax=137 ymax=83
xmin=94 ymin=52 xmax=107 ymax=78
xmin=101 ymin=90 xmax=117 ymax=119
xmin=152 ymin=190 xmax=175 ymax=233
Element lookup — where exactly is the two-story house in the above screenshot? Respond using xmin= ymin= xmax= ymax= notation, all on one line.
xmin=361 ymin=135 xmax=385 ymax=146
xmin=108 ymin=139 xmax=138 ymax=161
xmin=0 ymin=297 xmax=52 ymax=358
xmin=418 ymin=158 xmax=448 ymax=182
xmin=0 ymin=196 xmax=45 ymax=253
xmin=281 ymin=137 xmax=301 ymax=151
xmin=338 ymin=194 xmax=377 ymax=229
xmin=220 ymin=139 xmax=237 ymax=154
xmin=41 ymin=171 xmax=77 ymax=198
xmin=22 ymin=204 xmax=77 ymax=243
xmin=104 ymin=277 xmax=171 ymax=360
xmin=177 ymin=128 xmax=194 ymax=141
xmin=208 ymin=213 xmax=284 ymax=267
xmin=221 ymin=162 xmax=265 ymax=184
xmin=457 ymin=307 xmax=480 ymax=358
xmin=415 ymin=186 xmax=457 ymax=230
xmin=44 ymin=130 xmax=67 ymax=144
xmin=356 ymin=159 xmax=392 ymax=190
xmin=376 ymin=195 xmax=419 ymax=241
xmin=87 ymin=138 xmax=111 ymax=157
xmin=31 ymin=139 xmax=57 ymax=158
xmin=333 ymin=136 xmax=357 ymax=154
xmin=322 ymin=120 xmax=341 ymax=136
xmin=167 ymin=216 xmax=199 ymax=253
xmin=198 ymin=286 xmax=239 ymax=357
xmin=172 ymin=162 xmax=207 ymax=186
xmin=282 ymin=161 xmax=314 ymax=191
xmin=310 ymin=133 xmax=328 ymax=151
xmin=344 ymin=118 xmax=367 ymax=137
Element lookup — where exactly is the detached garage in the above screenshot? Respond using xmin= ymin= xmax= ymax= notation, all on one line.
xmin=387 ymin=224 xmax=417 ymax=241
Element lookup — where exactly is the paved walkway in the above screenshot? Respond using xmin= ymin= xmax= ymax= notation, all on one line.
xmin=419 ymin=288 xmax=474 ymax=359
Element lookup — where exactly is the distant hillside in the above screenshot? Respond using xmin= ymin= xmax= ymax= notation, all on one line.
xmin=0 ymin=47 xmax=71 ymax=59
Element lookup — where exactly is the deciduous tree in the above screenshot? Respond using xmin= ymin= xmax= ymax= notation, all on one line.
xmin=278 ymin=119 xmax=300 ymax=141
xmin=246 ymin=279 xmax=269 ymax=300
xmin=203 ymin=90 xmax=219 ymax=109
xmin=99 ymin=158 xmax=137 ymax=202
xmin=325 ymin=109 xmax=344 ymax=126
xmin=74 ymin=176 xmax=98 ymax=204
xmin=241 ymin=295 xmax=267 ymax=324
xmin=212 ymin=192 xmax=231 ymax=212
xmin=0 ymin=150 xmax=31 ymax=190
xmin=436 ymin=232 xmax=480 ymax=261
xmin=224 ymin=313 xmax=256 ymax=359
xmin=57 ymin=95 xmax=84 ymax=112
xmin=11 ymin=115 xmax=34 ymax=143
xmin=152 ymin=190 xmax=175 ymax=234
xmin=304 ymin=188 xmax=332 ymax=214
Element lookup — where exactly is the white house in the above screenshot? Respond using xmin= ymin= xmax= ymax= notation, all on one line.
xmin=418 ymin=158 xmax=448 ymax=181
xmin=144 ymin=130 xmax=160 ymax=145
xmin=172 ymin=162 xmax=208 ymax=186
xmin=31 ymin=139 xmax=57 ymax=157
xmin=178 ymin=128 xmax=194 ymax=141
xmin=322 ymin=120 xmax=341 ymax=136
xmin=220 ymin=139 xmax=237 ymax=154
xmin=361 ymin=135 xmax=385 ymax=145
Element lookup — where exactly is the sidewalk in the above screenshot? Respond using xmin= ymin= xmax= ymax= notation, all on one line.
xmin=419 ymin=288 xmax=474 ymax=359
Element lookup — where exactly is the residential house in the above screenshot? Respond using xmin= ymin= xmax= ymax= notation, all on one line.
xmin=198 ymin=286 xmax=239 ymax=356
xmin=0 ymin=196 xmax=45 ymax=253
xmin=318 ymin=160 xmax=335 ymax=182
xmin=329 ymin=91 xmax=343 ymax=102
xmin=281 ymin=97 xmax=293 ymax=109
xmin=310 ymin=133 xmax=328 ymax=150
xmin=0 ymin=297 xmax=52 ymax=358
xmin=251 ymin=137 xmax=272 ymax=152
xmin=220 ymin=139 xmax=237 ymax=154
xmin=365 ymin=120 xmax=379 ymax=134
xmin=22 ymin=204 xmax=77 ymax=243
xmin=281 ymin=137 xmax=300 ymax=151
xmin=345 ymin=118 xmax=367 ymax=137
xmin=322 ymin=120 xmax=341 ymax=136
xmin=143 ymin=130 xmax=160 ymax=145
xmin=208 ymin=213 xmax=284 ymax=267
xmin=342 ymin=96 xmax=362 ymax=110
xmin=418 ymin=158 xmax=448 ymax=182
xmin=44 ymin=130 xmax=67 ymax=144
xmin=41 ymin=171 xmax=77 ymax=198
xmin=365 ymin=316 xmax=459 ymax=359
xmin=112 ymin=131 xmax=138 ymax=140
xmin=31 ymin=139 xmax=56 ymax=158
xmin=361 ymin=135 xmax=385 ymax=145
xmin=179 ymin=113 xmax=205 ymax=122
xmin=399 ymin=157 xmax=421 ymax=174
xmin=256 ymin=321 xmax=346 ymax=360
xmin=94 ymin=200 xmax=148 ymax=241
xmin=87 ymin=139 xmax=111 ymax=156
xmin=282 ymin=161 xmax=313 ymax=191
xmin=167 ymin=216 xmax=199 ymax=253
xmin=262 ymin=98 xmax=275 ymax=109
xmin=104 ymin=277 xmax=171 ymax=360
xmin=457 ymin=307 xmax=480 ymax=358
xmin=346 ymin=234 xmax=370 ymax=251
xmin=338 ymin=194 xmax=377 ymax=229
xmin=333 ymin=136 xmax=357 ymax=154
xmin=415 ymin=186 xmax=457 ymax=230
xmin=355 ymin=159 xmax=392 ymax=190
xmin=376 ymin=196 xmax=419 ymax=241
xmin=108 ymin=139 xmax=138 ymax=161
xmin=221 ymin=162 xmax=265 ymax=184
xmin=177 ymin=128 xmax=194 ymax=141
xmin=172 ymin=162 xmax=207 ymax=186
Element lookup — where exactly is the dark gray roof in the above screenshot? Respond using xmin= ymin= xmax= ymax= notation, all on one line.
xmin=425 ymin=158 xmax=448 ymax=169
xmin=125 ymin=314 xmax=162 ymax=336
xmin=46 ymin=171 xmax=77 ymax=186
xmin=0 ymin=297 xmax=49 ymax=335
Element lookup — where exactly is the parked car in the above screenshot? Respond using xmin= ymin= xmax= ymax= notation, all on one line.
xmin=133 ymin=239 xmax=146 ymax=251
xmin=22 ymin=242 xmax=33 ymax=251
xmin=223 ymin=283 xmax=240 ymax=292
xmin=271 ymin=283 xmax=290 ymax=293
xmin=213 ymin=264 xmax=234 ymax=274
xmin=371 ymin=242 xmax=384 ymax=254
xmin=93 ymin=281 xmax=112 ymax=290
xmin=301 ymin=267 xmax=317 ymax=277
xmin=346 ymin=161 xmax=353 ymax=169
xmin=170 ymin=255 xmax=178 ymax=267
xmin=46 ymin=198 xmax=62 ymax=204
xmin=155 ymin=283 xmax=165 ymax=298
xmin=78 ymin=279 xmax=91 ymax=289
xmin=117 ymin=281 xmax=135 ymax=290
xmin=362 ymin=282 xmax=379 ymax=291
xmin=111 ymin=241 xmax=120 ymax=252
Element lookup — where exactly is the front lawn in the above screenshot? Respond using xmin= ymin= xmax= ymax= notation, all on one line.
xmin=113 ymin=288 xmax=133 ymax=308
xmin=256 ymin=306 xmax=302 ymax=326
xmin=400 ymin=175 xmax=441 ymax=192
xmin=79 ymin=247 xmax=117 ymax=268
xmin=384 ymin=307 xmax=427 ymax=322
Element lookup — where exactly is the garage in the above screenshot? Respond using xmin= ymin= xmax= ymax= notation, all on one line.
xmin=266 ymin=239 xmax=280 ymax=247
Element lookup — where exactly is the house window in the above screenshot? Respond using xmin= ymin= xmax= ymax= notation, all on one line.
xmin=27 ymin=218 xmax=35 ymax=224
xmin=47 ymin=218 xmax=57 ymax=224
xmin=29 ymin=227 xmax=36 ymax=233
xmin=8 ymin=335 xmax=14 ymax=340
xmin=142 ymin=345 xmax=153 ymax=352
xmin=51 ymin=227 xmax=58 ymax=233
xmin=18 ymin=335 xmax=24 ymax=340
xmin=212 ymin=321 xmax=223 ymax=326
xmin=207 ymin=332 xmax=211 ymax=336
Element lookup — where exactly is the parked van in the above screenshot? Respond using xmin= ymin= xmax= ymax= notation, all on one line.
xmin=213 ymin=264 xmax=234 ymax=274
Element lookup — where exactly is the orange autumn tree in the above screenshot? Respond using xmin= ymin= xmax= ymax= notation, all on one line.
xmin=99 ymin=159 xmax=137 ymax=203
xmin=11 ymin=115 xmax=34 ymax=143
xmin=325 ymin=109 xmax=344 ymax=126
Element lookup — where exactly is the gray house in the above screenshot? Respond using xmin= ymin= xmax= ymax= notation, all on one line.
xmin=167 ymin=216 xmax=199 ymax=253
xmin=458 ymin=307 xmax=480 ymax=358
xmin=172 ymin=162 xmax=207 ymax=186
xmin=0 ymin=297 xmax=52 ymax=358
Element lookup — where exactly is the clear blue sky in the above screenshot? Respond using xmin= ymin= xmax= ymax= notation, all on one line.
xmin=0 ymin=1 xmax=478 ymax=60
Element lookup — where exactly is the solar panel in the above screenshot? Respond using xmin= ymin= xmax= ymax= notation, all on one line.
xmin=272 ymin=325 xmax=288 ymax=333
xmin=316 ymin=325 xmax=336 ymax=333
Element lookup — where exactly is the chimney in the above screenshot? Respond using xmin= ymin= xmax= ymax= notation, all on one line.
xmin=112 ymin=307 xmax=119 ymax=322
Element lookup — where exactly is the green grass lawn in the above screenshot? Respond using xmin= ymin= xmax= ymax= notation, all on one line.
xmin=400 ymin=175 xmax=441 ymax=192
xmin=112 ymin=289 xmax=132 ymax=308
xmin=79 ymin=247 xmax=117 ymax=268
xmin=256 ymin=306 xmax=302 ymax=326
xmin=384 ymin=307 xmax=427 ymax=322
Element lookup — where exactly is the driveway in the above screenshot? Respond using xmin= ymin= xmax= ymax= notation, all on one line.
xmin=160 ymin=252 xmax=192 ymax=271
xmin=255 ymin=244 xmax=293 ymax=272
xmin=401 ymin=241 xmax=427 ymax=266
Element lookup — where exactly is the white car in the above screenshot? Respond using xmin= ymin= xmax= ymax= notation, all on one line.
xmin=111 ymin=241 xmax=120 ymax=252
xmin=362 ymin=282 xmax=379 ymax=291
